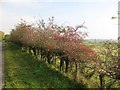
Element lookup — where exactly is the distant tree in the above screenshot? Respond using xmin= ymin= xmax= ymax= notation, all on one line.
xmin=0 ymin=31 xmax=4 ymax=41
xmin=4 ymin=34 xmax=10 ymax=42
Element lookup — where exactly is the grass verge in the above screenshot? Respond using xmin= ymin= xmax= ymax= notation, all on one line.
xmin=4 ymin=42 xmax=86 ymax=89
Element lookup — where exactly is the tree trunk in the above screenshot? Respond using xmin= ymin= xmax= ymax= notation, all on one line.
xmin=99 ymin=74 xmax=105 ymax=90
xmin=47 ymin=53 xmax=51 ymax=64
xmin=60 ymin=59 xmax=64 ymax=71
xmin=32 ymin=48 xmax=37 ymax=56
xmin=74 ymin=63 xmax=78 ymax=81
xmin=54 ymin=56 xmax=56 ymax=65
xmin=70 ymin=61 xmax=73 ymax=72
xmin=41 ymin=52 xmax=43 ymax=60
xmin=40 ymin=48 xmax=43 ymax=60
xmin=65 ymin=60 xmax=69 ymax=73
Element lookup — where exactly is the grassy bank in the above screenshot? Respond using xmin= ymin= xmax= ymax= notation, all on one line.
xmin=4 ymin=42 xmax=85 ymax=88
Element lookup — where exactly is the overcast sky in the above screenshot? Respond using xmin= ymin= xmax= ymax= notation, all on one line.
xmin=0 ymin=0 xmax=119 ymax=39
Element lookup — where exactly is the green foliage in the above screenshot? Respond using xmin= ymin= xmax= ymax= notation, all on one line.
xmin=4 ymin=34 xmax=11 ymax=42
